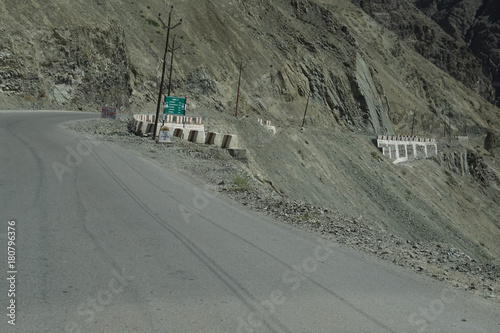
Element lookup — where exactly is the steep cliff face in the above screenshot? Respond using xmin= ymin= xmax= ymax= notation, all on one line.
xmin=0 ymin=1 xmax=131 ymax=110
xmin=354 ymin=0 xmax=496 ymax=105
xmin=411 ymin=0 xmax=500 ymax=106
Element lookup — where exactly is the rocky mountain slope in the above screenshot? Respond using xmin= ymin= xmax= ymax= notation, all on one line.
xmin=1 ymin=0 xmax=500 ymax=263
xmin=411 ymin=0 xmax=500 ymax=106
xmin=352 ymin=0 xmax=500 ymax=108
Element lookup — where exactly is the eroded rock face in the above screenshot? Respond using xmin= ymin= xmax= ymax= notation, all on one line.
xmin=0 ymin=24 xmax=131 ymax=109
xmin=411 ymin=0 xmax=500 ymax=106
xmin=354 ymin=0 xmax=497 ymax=105
xmin=484 ymin=131 xmax=497 ymax=154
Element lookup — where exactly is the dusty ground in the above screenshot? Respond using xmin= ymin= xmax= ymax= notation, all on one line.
xmin=64 ymin=117 xmax=500 ymax=302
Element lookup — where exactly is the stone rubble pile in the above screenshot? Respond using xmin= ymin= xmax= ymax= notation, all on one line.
xmin=226 ymin=188 xmax=499 ymax=298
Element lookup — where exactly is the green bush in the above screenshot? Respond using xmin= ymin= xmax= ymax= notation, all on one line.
xmin=145 ymin=18 xmax=160 ymax=27
xmin=232 ymin=175 xmax=251 ymax=191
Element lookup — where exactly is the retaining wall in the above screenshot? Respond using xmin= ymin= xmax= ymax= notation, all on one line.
xmin=377 ymin=135 xmax=438 ymax=164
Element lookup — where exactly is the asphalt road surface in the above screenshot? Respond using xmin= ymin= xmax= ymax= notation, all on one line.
xmin=1 ymin=110 xmax=499 ymax=333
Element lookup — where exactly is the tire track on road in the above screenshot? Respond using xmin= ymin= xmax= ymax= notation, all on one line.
xmin=96 ymin=140 xmax=398 ymax=333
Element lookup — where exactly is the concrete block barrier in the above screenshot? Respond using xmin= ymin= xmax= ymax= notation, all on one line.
xmin=221 ymin=134 xmax=239 ymax=149
xmin=173 ymin=128 xmax=183 ymax=138
xmin=136 ymin=121 xmax=147 ymax=134
xmin=205 ymin=132 xmax=222 ymax=146
xmin=228 ymin=148 xmax=247 ymax=159
xmin=144 ymin=122 xmax=153 ymax=135
xmin=264 ymin=125 xmax=276 ymax=135
xmin=188 ymin=130 xmax=206 ymax=144
xmin=133 ymin=119 xmax=140 ymax=132
xmin=132 ymin=114 xmax=208 ymax=144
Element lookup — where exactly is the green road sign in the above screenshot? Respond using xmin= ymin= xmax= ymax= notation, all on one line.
xmin=164 ymin=96 xmax=186 ymax=115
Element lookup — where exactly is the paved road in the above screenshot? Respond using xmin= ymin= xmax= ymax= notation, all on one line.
xmin=1 ymin=110 xmax=499 ymax=333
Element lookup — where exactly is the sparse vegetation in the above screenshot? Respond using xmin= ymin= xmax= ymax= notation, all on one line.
xmin=145 ymin=18 xmax=160 ymax=27
xmin=232 ymin=175 xmax=251 ymax=191
xmin=297 ymin=149 xmax=304 ymax=159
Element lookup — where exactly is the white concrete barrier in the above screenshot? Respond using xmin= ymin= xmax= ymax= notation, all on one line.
xmin=133 ymin=113 xmax=211 ymax=144
xmin=257 ymin=118 xmax=275 ymax=135
xmin=188 ymin=130 xmax=206 ymax=144
xmin=173 ymin=128 xmax=183 ymax=138
xmin=144 ymin=122 xmax=153 ymax=135
xmin=205 ymin=132 xmax=222 ymax=146
xmin=264 ymin=125 xmax=276 ymax=134
xmin=221 ymin=134 xmax=239 ymax=149
xmin=154 ymin=122 xmax=205 ymax=137
xmin=137 ymin=121 xmax=149 ymax=134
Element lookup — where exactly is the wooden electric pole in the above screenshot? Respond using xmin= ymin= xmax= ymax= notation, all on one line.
xmin=153 ymin=6 xmax=182 ymax=141
xmin=234 ymin=59 xmax=247 ymax=117
xmin=167 ymin=34 xmax=181 ymax=97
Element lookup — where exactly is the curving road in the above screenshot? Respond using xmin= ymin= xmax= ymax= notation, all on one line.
xmin=1 ymin=110 xmax=499 ymax=333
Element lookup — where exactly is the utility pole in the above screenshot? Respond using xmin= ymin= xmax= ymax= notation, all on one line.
xmin=301 ymin=93 xmax=311 ymax=128
xmin=234 ymin=59 xmax=247 ymax=117
xmin=167 ymin=34 xmax=181 ymax=97
xmin=153 ymin=6 xmax=182 ymax=141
